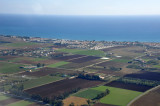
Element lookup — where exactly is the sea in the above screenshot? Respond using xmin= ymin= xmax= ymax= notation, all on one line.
xmin=0 ymin=14 xmax=160 ymax=42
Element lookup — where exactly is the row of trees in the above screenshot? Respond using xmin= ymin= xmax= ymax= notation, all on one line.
xmin=37 ymin=63 xmax=45 ymax=67
xmin=92 ymin=89 xmax=110 ymax=100
xmin=30 ymin=87 xmax=80 ymax=106
xmin=78 ymin=74 xmax=101 ymax=80
xmin=117 ymin=77 xmax=160 ymax=87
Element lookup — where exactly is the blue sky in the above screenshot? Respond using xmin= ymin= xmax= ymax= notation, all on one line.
xmin=0 ymin=0 xmax=160 ymax=15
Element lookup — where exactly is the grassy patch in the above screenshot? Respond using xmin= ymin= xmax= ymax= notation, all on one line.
xmin=57 ymin=48 xmax=106 ymax=57
xmin=0 ymin=94 xmax=10 ymax=101
xmin=2 ymin=42 xmax=38 ymax=47
xmin=74 ymin=89 xmax=103 ymax=99
xmin=23 ymin=76 xmax=62 ymax=90
xmin=93 ymin=86 xmax=142 ymax=106
xmin=153 ymin=65 xmax=160 ymax=68
xmin=8 ymin=100 xmax=33 ymax=106
xmin=0 ymin=62 xmax=24 ymax=74
xmin=47 ymin=61 xmax=69 ymax=68
xmin=111 ymin=59 xmax=130 ymax=63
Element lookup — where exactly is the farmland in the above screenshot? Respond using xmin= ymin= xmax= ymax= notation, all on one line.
xmin=0 ymin=62 xmax=24 ymax=74
xmin=47 ymin=61 xmax=70 ymax=68
xmin=22 ymin=76 xmax=62 ymax=90
xmin=105 ymin=81 xmax=152 ymax=92
xmin=124 ymin=72 xmax=160 ymax=81
xmin=67 ymin=56 xmax=100 ymax=63
xmin=74 ymin=89 xmax=103 ymax=99
xmin=8 ymin=100 xmax=33 ymax=106
xmin=130 ymin=85 xmax=160 ymax=106
xmin=63 ymin=96 xmax=88 ymax=106
xmin=0 ymin=93 xmax=10 ymax=101
xmin=54 ymin=54 xmax=85 ymax=61
xmin=93 ymin=86 xmax=142 ymax=106
xmin=1 ymin=35 xmax=160 ymax=106
xmin=25 ymin=78 xmax=103 ymax=99
xmin=57 ymin=48 xmax=106 ymax=57
xmin=19 ymin=67 xmax=79 ymax=77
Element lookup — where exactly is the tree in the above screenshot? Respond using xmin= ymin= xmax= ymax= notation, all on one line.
xmin=69 ymin=102 xmax=75 ymax=106
xmin=37 ymin=63 xmax=41 ymax=67
xmin=87 ymin=99 xmax=91 ymax=106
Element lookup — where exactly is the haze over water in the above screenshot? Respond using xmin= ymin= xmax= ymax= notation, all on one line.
xmin=0 ymin=14 xmax=160 ymax=42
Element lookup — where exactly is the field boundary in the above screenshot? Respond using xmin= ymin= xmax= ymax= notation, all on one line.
xmin=127 ymin=85 xmax=160 ymax=106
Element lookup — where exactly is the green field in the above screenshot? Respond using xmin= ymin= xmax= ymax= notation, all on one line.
xmin=8 ymin=57 xmax=46 ymax=63
xmin=7 ymin=100 xmax=33 ymax=106
xmin=111 ymin=59 xmax=130 ymax=63
xmin=153 ymin=65 xmax=160 ymax=68
xmin=47 ymin=61 xmax=69 ymax=68
xmin=0 ymin=62 xmax=24 ymax=74
xmin=0 ymin=94 xmax=10 ymax=101
xmin=92 ymin=86 xmax=142 ymax=106
xmin=2 ymin=42 xmax=38 ymax=47
xmin=57 ymin=48 xmax=106 ymax=57
xmin=74 ymin=89 xmax=103 ymax=99
xmin=23 ymin=76 xmax=62 ymax=90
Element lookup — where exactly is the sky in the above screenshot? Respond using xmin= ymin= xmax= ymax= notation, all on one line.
xmin=0 ymin=0 xmax=160 ymax=15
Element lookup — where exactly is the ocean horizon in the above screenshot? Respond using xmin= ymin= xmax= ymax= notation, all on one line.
xmin=0 ymin=14 xmax=160 ymax=42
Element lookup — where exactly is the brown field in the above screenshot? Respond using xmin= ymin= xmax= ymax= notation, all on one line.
xmin=19 ymin=67 xmax=79 ymax=77
xmin=68 ymin=56 xmax=100 ymax=63
xmin=63 ymin=96 xmax=87 ymax=106
xmin=105 ymin=81 xmax=152 ymax=92
xmin=0 ymin=56 xmax=17 ymax=60
xmin=25 ymin=78 xmax=103 ymax=99
xmin=60 ymin=59 xmax=103 ymax=69
xmin=0 ymin=98 xmax=20 ymax=105
xmin=54 ymin=54 xmax=85 ymax=61
xmin=131 ymin=86 xmax=160 ymax=106
xmin=124 ymin=72 xmax=160 ymax=81
xmin=104 ymin=46 xmax=145 ymax=58
xmin=86 ymin=67 xmax=124 ymax=76
xmin=97 ymin=61 xmax=126 ymax=68
xmin=93 ymin=103 xmax=118 ymax=106
xmin=101 ymin=46 xmax=129 ymax=52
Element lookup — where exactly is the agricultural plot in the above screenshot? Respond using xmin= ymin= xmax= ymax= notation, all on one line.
xmin=57 ymin=48 xmax=106 ymax=57
xmin=8 ymin=100 xmax=33 ymax=106
xmin=0 ymin=94 xmax=10 ymax=101
xmin=74 ymin=89 xmax=103 ymax=99
xmin=19 ymin=67 xmax=79 ymax=77
xmin=0 ymin=62 xmax=24 ymax=74
xmin=22 ymin=75 xmax=62 ymax=90
xmin=2 ymin=42 xmax=38 ymax=47
xmin=111 ymin=58 xmax=130 ymax=63
xmin=25 ymin=78 xmax=103 ymax=99
xmin=0 ymin=98 xmax=20 ymax=106
xmin=93 ymin=86 xmax=142 ymax=106
xmin=124 ymin=72 xmax=160 ymax=81
xmin=105 ymin=81 xmax=152 ymax=92
xmin=131 ymin=85 xmax=160 ymax=106
xmin=105 ymin=46 xmax=145 ymax=58
xmin=59 ymin=59 xmax=103 ymax=69
xmin=100 ymin=86 xmax=142 ymax=106
xmin=68 ymin=56 xmax=100 ymax=63
xmin=54 ymin=54 xmax=85 ymax=61
xmin=7 ymin=57 xmax=58 ymax=65
xmin=97 ymin=61 xmax=126 ymax=68
xmin=47 ymin=61 xmax=69 ymax=68
xmin=63 ymin=96 xmax=88 ymax=106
